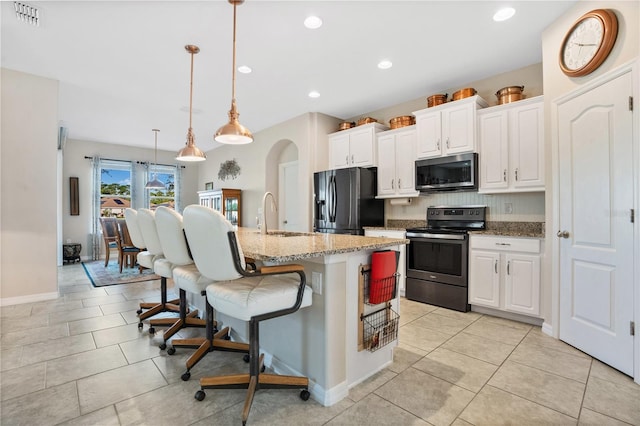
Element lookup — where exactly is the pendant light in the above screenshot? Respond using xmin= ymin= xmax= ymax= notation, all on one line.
xmin=214 ymin=0 xmax=253 ymax=145
xmin=146 ymin=129 xmax=165 ymax=189
xmin=176 ymin=45 xmax=207 ymax=162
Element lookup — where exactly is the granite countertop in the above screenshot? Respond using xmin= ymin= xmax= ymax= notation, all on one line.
xmin=383 ymin=220 xmax=545 ymax=238
xmin=236 ymin=227 xmax=408 ymax=263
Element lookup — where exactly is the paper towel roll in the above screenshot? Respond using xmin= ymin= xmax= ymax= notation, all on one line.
xmin=389 ymin=198 xmax=413 ymax=206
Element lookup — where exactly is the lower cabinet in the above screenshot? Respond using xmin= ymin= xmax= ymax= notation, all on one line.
xmin=469 ymin=235 xmax=541 ymax=317
xmin=364 ymin=229 xmax=406 ymax=296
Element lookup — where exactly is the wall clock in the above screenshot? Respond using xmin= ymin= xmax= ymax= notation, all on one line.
xmin=559 ymin=9 xmax=618 ymax=77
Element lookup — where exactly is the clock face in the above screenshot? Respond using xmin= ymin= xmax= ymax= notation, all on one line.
xmin=562 ymin=16 xmax=604 ymax=71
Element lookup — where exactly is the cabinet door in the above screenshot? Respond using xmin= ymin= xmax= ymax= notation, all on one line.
xmin=211 ymin=193 xmax=222 ymax=213
xmin=478 ymin=110 xmax=509 ymax=191
xmin=415 ymin=111 xmax=442 ymax=158
xmin=510 ymin=101 xmax=544 ymax=190
xmin=377 ymin=134 xmax=397 ymax=196
xmin=329 ymin=133 xmax=351 ymax=169
xmin=395 ymin=130 xmax=417 ymax=194
xmin=468 ymin=250 xmax=501 ymax=308
xmin=443 ymin=102 xmax=475 ymax=155
xmin=504 ymin=253 xmax=540 ymax=316
xmin=349 ymin=127 xmax=375 ymax=167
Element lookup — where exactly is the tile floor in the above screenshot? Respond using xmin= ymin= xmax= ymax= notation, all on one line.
xmin=1 ymin=263 xmax=639 ymax=425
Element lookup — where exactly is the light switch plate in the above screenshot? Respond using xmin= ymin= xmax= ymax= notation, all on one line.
xmin=504 ymin=203 xmax=513 ymax=214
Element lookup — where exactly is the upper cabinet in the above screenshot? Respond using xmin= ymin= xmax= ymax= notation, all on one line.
xmin=376 ymin=126 xmax=420 ymax=198
xmin=478 ymin=96 xmax=544 ymax=193
xmin=413 ymin=96 xmax=488 ymax=159
xmin=328 ymin=123 xmax=388 ymax=169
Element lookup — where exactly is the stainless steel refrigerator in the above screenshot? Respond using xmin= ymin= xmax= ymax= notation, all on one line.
xmin=313 ymin=167 xmax=384 ymax=235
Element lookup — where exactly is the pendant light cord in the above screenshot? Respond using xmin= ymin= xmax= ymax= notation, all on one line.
xmin=231 ymin=1 xmax=237 ymax=104
xmin=189 ymin=51 xmax=194 ymax=130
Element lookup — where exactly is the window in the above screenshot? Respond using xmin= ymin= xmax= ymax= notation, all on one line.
xmin=100 ymin=162 xmax=132 ymax=218
xmin=147 ymin=165 xmax=177 ymax=210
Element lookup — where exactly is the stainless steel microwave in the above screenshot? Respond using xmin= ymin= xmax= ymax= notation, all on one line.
xmin=415 ymin=153 xmax=478 ymax=193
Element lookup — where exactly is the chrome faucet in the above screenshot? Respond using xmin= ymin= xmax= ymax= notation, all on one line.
xmin=261 ymin=191 xmax=278 ymax=235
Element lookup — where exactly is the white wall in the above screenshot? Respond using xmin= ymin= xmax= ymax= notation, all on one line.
xmin=541 ymin=1 xmax=639 ymax=327
xmin=62 ymin=138 xmax=199 ymax=260
xmin=198 ymin=112 xmax=341 ymax=232
xmin=1 ymin=68 xmax=59 ymax=304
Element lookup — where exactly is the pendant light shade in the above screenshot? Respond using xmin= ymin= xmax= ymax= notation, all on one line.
xmin=214 ymin=0 xmax=253 ymax=145
xmin=177 ymin=45 xmax=207 ymax=162
xmin=146 ymin=129 xmax=166 ymax=189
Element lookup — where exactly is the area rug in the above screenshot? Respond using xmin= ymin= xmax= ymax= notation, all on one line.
xmin=82 ymin=260 xmax=160 ymax=287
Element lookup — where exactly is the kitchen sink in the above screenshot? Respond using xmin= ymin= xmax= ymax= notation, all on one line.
xmin=253 ymin=230 xmax=311 ymax=237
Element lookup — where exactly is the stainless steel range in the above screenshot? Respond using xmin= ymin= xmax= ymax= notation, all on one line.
xmin=405 ymin=206 xmax=486 ymax=312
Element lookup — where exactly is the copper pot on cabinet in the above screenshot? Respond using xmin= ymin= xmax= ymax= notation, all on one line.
xmin=427 ymin=93 xmax=448 ymax=108
xmin=451 ymin=87 xmax=477 ymax=101
xmin=496 ymin=85 xmax=525 ymax=104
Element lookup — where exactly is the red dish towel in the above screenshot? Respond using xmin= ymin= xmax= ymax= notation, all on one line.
xmin=369 ymin=250 xmax=399 ymax=304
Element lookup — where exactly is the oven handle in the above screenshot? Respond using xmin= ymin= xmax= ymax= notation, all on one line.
xmin=406 ymin=233 xmax=467 ymax=241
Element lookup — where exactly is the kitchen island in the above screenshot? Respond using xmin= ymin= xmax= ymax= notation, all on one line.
xmin=219 ymin=228 xmax=408 ymax=406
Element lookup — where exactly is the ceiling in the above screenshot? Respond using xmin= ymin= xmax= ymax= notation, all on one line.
xmin=1 ymin=1 xmax=576 ymax=153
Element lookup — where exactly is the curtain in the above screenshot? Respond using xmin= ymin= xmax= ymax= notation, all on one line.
xmin=90 ymin=156 xmax=101 ymax=260
xmin=174 ymin=164 xmax=183 ymax=213
xmin=141 ymin=162 xmax=150 ymax=210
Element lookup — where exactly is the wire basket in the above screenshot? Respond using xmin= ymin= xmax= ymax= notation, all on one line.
xmin=362 ymin=269 xmax=398 ymax=305
xmin=362 ymin=307 xmax=399 ymax=352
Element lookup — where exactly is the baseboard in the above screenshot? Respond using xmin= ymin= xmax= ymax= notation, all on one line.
xmin=0 ymin=291 xmax=58 ymax=307
xmin=541 ymin=321 xmax=553 ymax=337
xmin=470 ymin=305 xmax=544 ymax=327
xmin=268 ymin=353 xmax=348 ymax=407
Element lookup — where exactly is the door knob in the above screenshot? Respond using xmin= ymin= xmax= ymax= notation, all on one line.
xmin=557 ymin=230 xmax=570 ymax=238
xmin=283 ymin=220 xmax=288 ymax=224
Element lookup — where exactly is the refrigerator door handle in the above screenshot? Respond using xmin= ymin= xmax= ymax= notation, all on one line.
xmin=330 ymin=175 xmax=337 ymax=222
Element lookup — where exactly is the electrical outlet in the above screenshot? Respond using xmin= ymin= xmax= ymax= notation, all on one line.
xmin=504 ymin=203 xmax=513 ymax=214
xmin=311 ymin=272 xmax=322 ymax=295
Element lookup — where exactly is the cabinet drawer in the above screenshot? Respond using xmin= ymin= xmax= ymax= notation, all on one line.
xmin=470 ymin=235 xmax=540 ymax=253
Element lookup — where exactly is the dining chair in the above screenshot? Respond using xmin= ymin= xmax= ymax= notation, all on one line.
xmin=98 ymin=217 xmax=119 ymax=267
xmin=183 ymin=205 xmax=312 ymax=425
xmin=115 ymin=219 xmax=140 ymax=272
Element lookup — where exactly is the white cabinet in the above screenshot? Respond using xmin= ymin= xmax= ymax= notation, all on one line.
xmin=478 ymin=96 xmax=544 ymax=193
xmin=328 ymin=123 xmax=388 ymax=169
xmin=364 ymin=229 xmax=407 ymax=296
xmin=413 ymin=96 xmax=488 ymax=159
xmin=376 ymin=126 xmax=420 ymax=198
xmin=469 ymin=235 xmax=541 ymax=317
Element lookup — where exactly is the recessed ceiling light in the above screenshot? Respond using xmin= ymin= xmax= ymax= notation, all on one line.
xmin=237 ymin=65 xmax=252 ymax=74
xmin=493 ymin=7 xmax=515 ymax=22
xmin=304 ymin=16 xmax=323 ymax=29
xmin=377 ymin=60 xmax=393 ymax=70
xmin=308 ymin=91 xmax=320 ymax=98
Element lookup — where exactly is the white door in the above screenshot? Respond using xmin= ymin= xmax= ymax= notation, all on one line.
xmin=279 ymin=161 xmax=300 ymax=232
xmin=468 ymin=250 xmax=501 ymax=309
xmin=558 ymin=71 xmax=634 ymax=375
xmin=395 ymin=130 xmax=417 ymax=194
xmin=376 ymin=134 xmax=397 ymax=196
xmin=504 ymin=253 xmax=540 ymax=316
xmin=415 ymin=111 xmax=442 ymax=158
xmin=478 ymin=110 xmax=509 ymax=191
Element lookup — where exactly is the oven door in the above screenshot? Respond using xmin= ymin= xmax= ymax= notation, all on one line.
xmin=406 ymin=234 xmax=468 ymax=287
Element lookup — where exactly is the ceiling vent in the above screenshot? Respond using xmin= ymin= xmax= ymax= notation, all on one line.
xmin=14 ymin=2 xmax=40 ymax=26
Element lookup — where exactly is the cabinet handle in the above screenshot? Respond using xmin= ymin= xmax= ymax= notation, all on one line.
xmin=503 ymin=169 xmax=507 ymax=182
xmin=515 ymin=168 xmax=519 ymax=181
xmin=446 ymin=137 xmax=450 ymax=149
xmin=398 ymin=178 xmax=401 ymax=188
xmin=437 ymin=139 xmax=440 ymax=150
xmin=391 ymin=179 xmax=394 ymax=189
xmin=507 ymin=261 xmax=511 ymax=275
xmin=495 ymin=242 xmax=511 ymax=246
xmin=494 ymin=260 xmax=498 ymax=274
xmin=351 ymin=154 xmax=354 ymax=164
xmin=345 ymin=155 xmax=349 ymax=164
